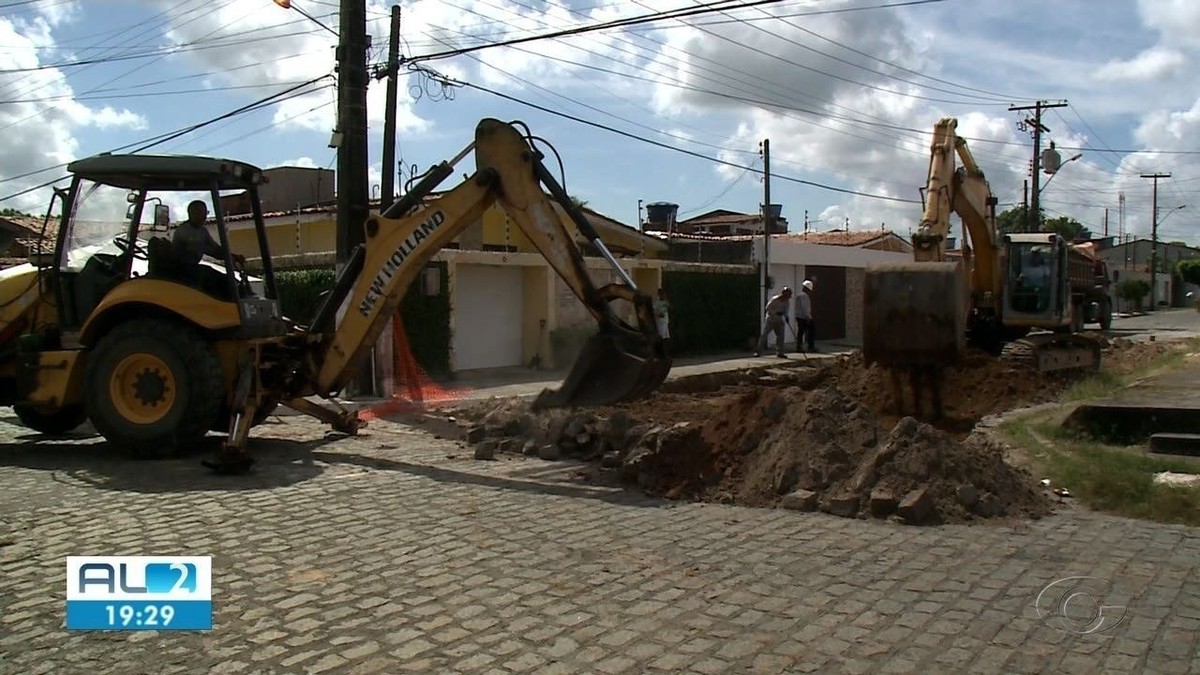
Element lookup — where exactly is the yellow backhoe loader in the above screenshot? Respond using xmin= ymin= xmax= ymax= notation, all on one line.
xmin=0 ymin=118 xmax=670 ymax=473
xmin=862 ymin=117 xmax=1110 ymax=417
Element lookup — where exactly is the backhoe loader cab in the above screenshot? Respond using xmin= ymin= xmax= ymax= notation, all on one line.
xmin=0 ymin=154 xmax=286 ymax=450
xmin=50 ymin=155 xmax=282 ymax=335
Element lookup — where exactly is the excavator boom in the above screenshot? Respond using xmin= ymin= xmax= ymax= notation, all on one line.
xmin=306 ymin=118 xmax=670 ymax=408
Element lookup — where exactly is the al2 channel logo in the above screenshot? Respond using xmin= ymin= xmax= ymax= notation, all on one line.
xmin=66 ymin=556 xmax=212 ymax=631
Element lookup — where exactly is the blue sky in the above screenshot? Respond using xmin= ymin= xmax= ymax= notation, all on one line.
xmin=2 ymin=0 xmax=1198 ymax=243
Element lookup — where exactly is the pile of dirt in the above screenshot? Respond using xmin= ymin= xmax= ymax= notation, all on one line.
xmin=803 ymin=350 xmax=1065 ymax=438
xmin=450 ymin=383 xmax=1052 ymax=525
xmin=439 ymin=336 xmax=1198 ymax=525
xmin=1101 ymin=337 xmax=1197 ymax=376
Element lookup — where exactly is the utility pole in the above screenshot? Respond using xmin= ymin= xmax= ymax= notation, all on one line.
xmin=1142 ymin=172 xmax=1171 ymax=311
xmin=1010 ymin=100 xmax=1067 ymax=232
xmin=760 ymin=139 xmax=771 ymax=330
xmin=377 ymin=4 xmax=401 ymax=212
xmin=335 ymin=0 xmax=370 ymax=269
xmin=1119 ymin=191 xmax=1125 ymax=245
xmin=1103 ymin=208 xmax=1109 ymax=238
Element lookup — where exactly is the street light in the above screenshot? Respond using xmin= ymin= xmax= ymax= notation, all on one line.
xmin=1149 ymin=204 xmax=1185 ymax=311
xmin=272 ymin=0 xmax=338 ymax=36
xmin=1038 ymin=152 xmax=1082 ymax=195
xmin=1158 ymin=204 xmax=1187 ymax=228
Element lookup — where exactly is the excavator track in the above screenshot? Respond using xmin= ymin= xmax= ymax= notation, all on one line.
xmin=999 ymin=333 xmax=1102 ymax=374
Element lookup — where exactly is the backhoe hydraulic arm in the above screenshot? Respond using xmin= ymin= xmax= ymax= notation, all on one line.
xmin=304 ymin=118 xmax=670 ymax=408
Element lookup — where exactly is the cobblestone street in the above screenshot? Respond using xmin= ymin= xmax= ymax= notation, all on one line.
xmin=1 ymin=412 xmax=1198 ymax=675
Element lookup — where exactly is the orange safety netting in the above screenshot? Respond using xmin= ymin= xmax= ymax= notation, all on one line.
xmin=357 ymin=314 xmax=472 ymax=421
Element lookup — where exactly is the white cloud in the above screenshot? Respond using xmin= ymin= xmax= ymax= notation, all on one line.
xmin=1096 ymin=46 xmax=1187 ymax=81
xmin=279 ymin=156 xmax=319 ymax=169
xmin=76 ymin=106 xmax=149 ymax=130
xmin=0 ymin=10 xmax=144 ymax=212
xmin=1137 ymin=0 xmax=1200 ymax=48
xmin=146 ymin=0 xmax=431 ymax=136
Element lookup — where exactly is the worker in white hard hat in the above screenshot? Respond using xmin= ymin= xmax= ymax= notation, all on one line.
xmin=795 ymin=279 xmax=816 ymax=353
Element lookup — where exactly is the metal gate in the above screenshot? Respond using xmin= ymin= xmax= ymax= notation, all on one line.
xmin=803 ymin=265 xmax=846 ymax=341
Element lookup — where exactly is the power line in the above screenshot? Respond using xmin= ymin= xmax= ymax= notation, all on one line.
xmin=406 ymin=0 xmax=790 ymax=64
xmin=447 ymin=75 xmax=919 ymax=204
xmin=672 ymin=0 xmax=1013 ymax=107
xmin=0 ymin=75 xmax=332 ymax=203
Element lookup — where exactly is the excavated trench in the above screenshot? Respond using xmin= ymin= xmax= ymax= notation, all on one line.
xmin=401 ymin=337 xmax=1194 ymax=526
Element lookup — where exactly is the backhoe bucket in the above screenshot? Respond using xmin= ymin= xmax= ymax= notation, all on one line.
xmin=532 ymin=326 xmax=670 ymax=411
xmin=862 ymin=262 xmax=967 ymax=368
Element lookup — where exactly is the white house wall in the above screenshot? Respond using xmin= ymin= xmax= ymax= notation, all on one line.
xmin=753 ymin=238 xmax=910 ymax=344
xmin=753 ymin=239 xmax=912 ymax=268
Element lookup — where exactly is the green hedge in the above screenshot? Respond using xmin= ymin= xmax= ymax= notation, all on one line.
xmin=398 ymin=262 xmax=451 ymax=375
xmin=1178 ymin=259 xmax=1200 ymax=286
xmin=274 ymin=263 xmax=451 ymax=375
xmin=275 ymin=268 xmax=335 ymax=325
xmin=662 ymin=270 xmax=758 ymax=355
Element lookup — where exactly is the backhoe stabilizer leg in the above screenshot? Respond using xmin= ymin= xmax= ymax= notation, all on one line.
xmin=203 ymin=354 xmax=258 ymax=475
xmin=284 ymin=397 xmax=363 ymax=436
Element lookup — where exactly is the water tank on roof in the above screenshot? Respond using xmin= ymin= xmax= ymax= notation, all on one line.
xmin=645 ymin=202 xmax=678 ymax=231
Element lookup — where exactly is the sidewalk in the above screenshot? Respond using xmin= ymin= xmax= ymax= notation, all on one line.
xmin=328 ymin=339 xmax=860 ymax=411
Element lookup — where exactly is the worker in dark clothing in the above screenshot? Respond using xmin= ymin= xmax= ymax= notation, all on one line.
xmin=172 ymin=200 xmax=243 ymax=296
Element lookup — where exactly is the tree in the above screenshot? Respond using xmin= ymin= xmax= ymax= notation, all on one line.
xmin=0 ymin=208 xmax=32 ymax=218
xmin=1178 ymin=259 xmax=1200 ymax=286
xmin=1042 ymin=215 xmax=1090 ymax=241
xmin=1116 ymin=278 xmax=1151 ymax=312
xmin=995 ymin=206 xmax=1089 ymax=240
xmin=996 ymin=206 xmax=1033 ymax=234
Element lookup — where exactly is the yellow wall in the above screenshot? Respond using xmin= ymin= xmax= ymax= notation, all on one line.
xmin=482 ymin=206 xmax=536 ymax=252
xmin=521 ymin=265 xmax=552 ymax=367
xmin=229 ymin=219 xmax=335 ymax=258
xmin=241 ymin=205 xmax=659 ymax=262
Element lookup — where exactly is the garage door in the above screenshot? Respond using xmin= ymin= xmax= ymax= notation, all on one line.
xmin=453 ymin=264 xmax=524 ymax=370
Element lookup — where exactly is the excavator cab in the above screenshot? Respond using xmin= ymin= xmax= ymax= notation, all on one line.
xmin=1002 ymin=234 xmax=1069 ymax=328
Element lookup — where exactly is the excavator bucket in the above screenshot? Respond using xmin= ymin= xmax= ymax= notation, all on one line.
xmin=532 ymin=324 xmax=670 ymax=411
xmin=862 ymin=262 xmax=967 ymax=368
xmin=532 ymin=282 xmax=671 ymax=410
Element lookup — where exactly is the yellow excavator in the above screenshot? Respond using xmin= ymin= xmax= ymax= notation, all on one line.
xmin=863 ymin=117 xmax=1110 ymax=416
xmin=0 ymin=118 xmax=670 ymax=473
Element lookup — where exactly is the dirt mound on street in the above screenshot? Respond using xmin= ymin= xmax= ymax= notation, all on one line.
xmin=1101 ymin=337 xmax=1198 ymax=376
xmin=450 ymin=382 xmax=1052 ymax=525
xmin=805 ymin=350 xmax=1065 ymax=439
xmin=626 ymin=387 xmax=1050 ymax=523
xmin=437 ymin=336 xmax=1197 ymax=525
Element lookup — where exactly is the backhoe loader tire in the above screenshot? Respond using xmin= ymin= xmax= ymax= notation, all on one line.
xmin=85 ymin=318 xmax=223 ymax=459
xmin=13 ymin=403 xmax=87 ymax=436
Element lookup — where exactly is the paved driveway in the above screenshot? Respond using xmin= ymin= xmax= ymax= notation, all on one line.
xmin=1 ymin=414 xmax=1197 ymax=674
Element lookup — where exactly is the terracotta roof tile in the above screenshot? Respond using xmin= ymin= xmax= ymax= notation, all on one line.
xmin=646 ymin=228 xmax=910 ymax=248
xmin=786 ymin=230 xmax=896 ymax=246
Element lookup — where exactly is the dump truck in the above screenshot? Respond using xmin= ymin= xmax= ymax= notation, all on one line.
xmin=0 ymin=118 xmax=671 ymax=473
